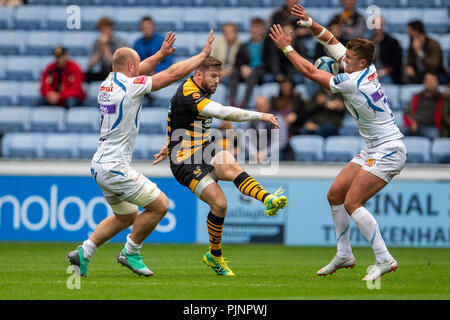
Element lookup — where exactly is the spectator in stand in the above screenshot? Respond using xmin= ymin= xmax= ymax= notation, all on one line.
xmin=265 ymin=22 xmax=309 ymax=84
xmin=228 ymin=18 xmax=268 ymax=108
xmin=133 ymin=16 xmax=172 ymax=74
xmin=40 ymin=46 xmax=86 ymax=108
xmin=242 ymin=95 xmax=289 ymax=162
xmin=328 ymin=0 xmax=366 ymax=45
xmin=403 ymin=73 xmax=443 ymax=140
xmin=271 ymin=77 xmax=307 ymax=136
xmin=313 ymin=17 xmax=343 ymax=61
xmin=268 ymin=0 xmax=310 ymax=40
xmin=301 ymin=87 xmax=346 ymax=138
xmin=405 ymin=20 xmax=447 ymax=84
xmin=370 ymin=16 xmax=403 ymax=84
xmin=441 ymin=85 xmax=450 ymax=137
xmin=85 ymin=17 xmax=127 ymax=83
xmin=0 ymin=0 xmax=22 ymax=7
xmin=211 ymin=22 xmax=241 ymax=84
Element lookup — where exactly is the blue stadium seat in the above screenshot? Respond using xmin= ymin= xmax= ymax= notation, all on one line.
xmin=290 ymin=135 xmax=324 ymax=162
xmin=371 ymin=0 xmax=403 ymax=7
xmin=151 ymin=81 xmax=181 ymax=102
xmin=80 ymin=7 xmax=114 ymax=31
xmin=5 ymin=57 xmax=39 ymax=81
xmin=59 ymin=31 xmax=95 ymax=56
xmin=133 ymin=134 xmax=150 ymax=159
xmin=30 ymin=106 xmax=66 ymax=132
xmin=0 ymin=31 xmax=25 ymax=55
xmin=339 ymin=116 xmax=359 ymax=136
xmin=0 ymin=106 xmax=32 ymax=132
xmin=392 ymin=111 xmax=406 ymax=131
xmin=42 ymin=133 xmax=80 ymax=158
xmin=217 ymin=8 xmax=248 ymax=32
xmin=148 ymin=134 xmax=167 ymax=156
xmin=115 ymin=8 xmax=151 ymax=31
xmin=0 ymin=6 xmax=13 ymax=29
xmin=25 ymin=31 xmax=61 ymax=56
xmin=431 ymin=138 xmax=450 ymax=164
xmin=17 ymin=82 xmax=42 ymax=106
xmin=79 ymin=133 xmax=100 ymax=159
xmin=181 ymin=8 xmax=216 ymax=32
xmin=14 ymin=6 xmax=47 ymax=30
xmin=139 ymin=107 xmax=168 ymax=134
xmin=2 ymin=132 xmax=44 ymax=158
xmin=46 ymin=6 xmax=70 ymax=30
xmin=407 ymin=0 xmax=439 ymax=6
xmin=146 ymin=8 xmax=179 ymax=32
xmin=86 ymin=82 xmax=102 ymax=106
xmin=399 ymin=84 xmax=423 ymax=108
xmin=403 ymin=136 xmax=431 ymax=163
xmin=66 ymin=107 xmax=100 ymax=133
xmin=131 ymin=0 xmax=163 ymax=6
xmin=0 ymin=82 xmax=18 ymax=105
xmin=324 ymin=136 xmax=363 ymax=162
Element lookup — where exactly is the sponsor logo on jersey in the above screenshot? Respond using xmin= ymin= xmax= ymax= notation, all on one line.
xmin=192 ymin=92 xmax=201 ymax=100
xmin=99 ymin=104 xmax=117 ymax=115
xmin=100 ymin=86 xmax=113 ymax=92
xmin=368 ymin=73 xmax=378 ymax=82
xmin=133 ymin=76 xmax=148 ymax=84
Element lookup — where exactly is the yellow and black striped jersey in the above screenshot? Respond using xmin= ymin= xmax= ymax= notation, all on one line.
xmin=167 ymin=77 xmax=213 ymax=163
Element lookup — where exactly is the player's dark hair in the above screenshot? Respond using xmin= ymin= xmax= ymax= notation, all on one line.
xmin=198 ymin=56 xmax=223 ymax=72
xmin=140 ymin=16 xmax=153 ymax=24
xmin=408 ymin=20 xmax=426 ymax=35
xmin=250 ymin=17 xmax=265 ymax=26
xmin=346 ymin=38 xmax=375 ymax=67
xmin=96 ymin=17 xmax=114 ymax=29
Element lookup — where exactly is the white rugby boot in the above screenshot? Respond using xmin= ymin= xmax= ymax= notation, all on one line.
xmin=316 ymin=254 xmax=356 ymax=276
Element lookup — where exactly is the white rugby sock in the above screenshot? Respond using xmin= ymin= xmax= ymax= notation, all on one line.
xmin=351 ymin=207 xmax=392 ymax=262
xmin=125 ymin=234 xmax=142 ymax=255
xmin=331 ymin=204 xmax=352 ymax=257
xmin=82 ymin=239 xmax=97 ymax=260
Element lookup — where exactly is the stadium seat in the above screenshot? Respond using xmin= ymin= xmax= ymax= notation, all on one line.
xmin=115 ymin=8 xmax=152 ymax=31
xmin=80 ymin=7 xmax=114 ymax=31
xmin=46 ymin=6 xmax=70 ymax=30
xmin=66 ymin=107 xmax=101 ymax=133
xmin=30 ymin=106 xmax=66 ymax=132
xmin=148 ymin=134 xmax=167 ymax=156
xmin=146 ymin=8 xmax=179 ymax=32
xmin=17 ymin=82 xmax=42 ymax=106
xmin=14 ymin=6 xmax=46 ymax=30
xmin=392 ymin=111 xmax=406 ymax=131
xmin=25 ymin=31 xmax=61 ymax=56
xmin=339 ymin=116 xmax=359 ymax=136
xmin=181 ymin=8 xmax=216 ymax=32
xmin=0 ymin=82 xmax=18 ymax=105
xmin=133 ymin=134 xmax=150 ymax=159
xmin=216 ymin=8 xmax=248 ymax=32
xmin=79 ymin=133 xmax=100 ymax=159
xmin=86 ymin=82 xmax=102 ymax=106
xmin=324 ymin=136 xmax=363 ymax=163
xmin=399 ymin=84 xmax=423 ymax=108
xmin=42 ymin=133 xmax=80 ymax=158
xmin=139 ymin=107 xmax=168 ymax=134
xmin=290 ymin=135 xmax=324 ymax=162
xmin=5 ymin=57 xmax=39 ymax=81
xmin=0 ymin=31 xmax=25 ymax=55
xmin=430 ymin=138 xmax=450 ymax=164
xmin=0 ymin=6 xmax=13 ymax=30
xmin=0 ymin=106 xmax=32 ymax=133
xmin=403 ymin=136 xmax=431 ymax=163
xmin=1 ymin=132 xmax=44 ymax=158
xmin=59 ymin=31 xmax=96 ymax=56
xmin=382 ymin=84 xmax=401 ymax=110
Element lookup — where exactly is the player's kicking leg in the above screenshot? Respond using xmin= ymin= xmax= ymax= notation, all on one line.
xmin=212 ymin=150 xmax=288 ymax=216
xmin=344 ymin=170 xmax=398 ymax=281
xmin=317 ymin=162 xmax=359 ymax=276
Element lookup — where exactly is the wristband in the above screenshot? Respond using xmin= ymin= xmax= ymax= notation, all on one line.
xmin=282 ymin=45 xmax=294 ymax=55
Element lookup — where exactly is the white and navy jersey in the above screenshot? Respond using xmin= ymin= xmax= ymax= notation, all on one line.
xmin=92 ymin=72 xmax=152 ymax=164
xmin=329 ymin=64 xmax=403 ymax=148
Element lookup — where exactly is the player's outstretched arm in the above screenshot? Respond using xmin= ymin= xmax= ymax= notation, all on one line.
xmin=291 ymin=4 xmax=346 ymax=63
xmin=198 ymin=101 xmax=279 ymax=128
xmin=269 ymin=24 xmax=332 ymax=90
xmin=139 ymin=31 xmax=176 ymax=76
xmin=151 ymin=30 xmax=215 ymax=91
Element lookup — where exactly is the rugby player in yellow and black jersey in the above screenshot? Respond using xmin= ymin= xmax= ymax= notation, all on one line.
xmin=153 ymin=56 xmax=288 ymax=276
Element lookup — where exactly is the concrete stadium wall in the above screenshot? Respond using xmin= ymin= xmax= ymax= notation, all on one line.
xmin=0 ymin=160 xmax=449 ymax=247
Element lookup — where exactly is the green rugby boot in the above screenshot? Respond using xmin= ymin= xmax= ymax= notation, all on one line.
xmin=264 ymin=187 xmax=288 ymax=216
xmin=67 ymin=245 xmax=89 ymax=277
xmin=117 ymin=247 xmax=154 ymax=277
xmin=202 ymin=251 xmax=235 ymax=276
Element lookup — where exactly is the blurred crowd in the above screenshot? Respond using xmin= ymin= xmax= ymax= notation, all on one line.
xmin=6 ymin=0 xmax=448 ymax=162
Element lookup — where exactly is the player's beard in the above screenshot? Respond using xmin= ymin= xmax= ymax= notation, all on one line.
xmin=202 ymin=80 xmax=217 ymax=94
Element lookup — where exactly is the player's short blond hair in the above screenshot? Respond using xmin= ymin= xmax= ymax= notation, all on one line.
xmin=198 ymin=56 xmax=223 ymax=73
xmin=346 ymin=38 xmax=376 ymax=67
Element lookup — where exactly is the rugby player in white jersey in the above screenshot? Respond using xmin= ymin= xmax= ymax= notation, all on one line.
xmin=269 ymin=4 xmax=407 ymax=281
xmin=67 ymin=30 xmax=215 ymax=277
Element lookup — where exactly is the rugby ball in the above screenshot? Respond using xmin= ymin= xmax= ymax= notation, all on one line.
xmin=314 ymin=56 xmax=339 ymax=75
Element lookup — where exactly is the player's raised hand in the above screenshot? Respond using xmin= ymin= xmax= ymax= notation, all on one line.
xmin=201 ymin=29 xmax=215 ymax=57
xmin=269 ymin=24 xmax=292 ymax=51
xmin=160 ymin=31 xmax=176 ymax=57
xmin=291 ymin=4 xmax=310 ymax=21
xmin=152 ymin=144 xmax=168 ymax=165
xmin=261 ymin=113 xmax=280 ymax=129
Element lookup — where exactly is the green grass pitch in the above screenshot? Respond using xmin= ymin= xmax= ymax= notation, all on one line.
xmin=0 ymin=242 xmax=449 ymax=300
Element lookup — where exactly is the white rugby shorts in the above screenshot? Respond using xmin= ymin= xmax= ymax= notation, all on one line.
xmin=351 ymin=139 xmax=407 ymax=183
